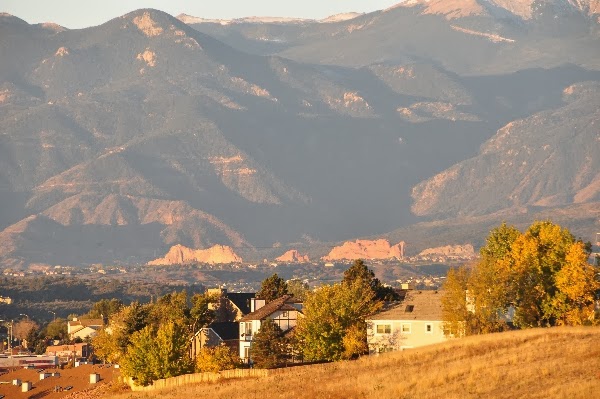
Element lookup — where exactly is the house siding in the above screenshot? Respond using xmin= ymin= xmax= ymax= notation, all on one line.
xmin=238 ymin=305 xmax=301 ymax=363
xmin=367 ymin=319 xmax=446 ymax=353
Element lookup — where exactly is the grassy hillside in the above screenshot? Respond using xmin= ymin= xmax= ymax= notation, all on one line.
xmin=111 ymin=327 xmax=600 ymax=399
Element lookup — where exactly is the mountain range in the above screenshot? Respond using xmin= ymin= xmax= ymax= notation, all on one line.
xmin=0 ymin=1 xmax=598 ymax=268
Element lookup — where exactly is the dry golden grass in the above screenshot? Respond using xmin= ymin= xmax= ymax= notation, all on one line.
xmin=110 ymin=327 xmax=600 ymax=399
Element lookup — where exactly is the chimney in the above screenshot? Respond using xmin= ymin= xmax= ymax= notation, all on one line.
xmin=250 ymin=298 xmax=266 ymax=312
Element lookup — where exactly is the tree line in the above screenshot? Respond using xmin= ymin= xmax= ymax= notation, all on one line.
xmin=88 ymin=260 xmax=398 ymax=386
xmin=442 ymin=221 xmax=599 ymax=335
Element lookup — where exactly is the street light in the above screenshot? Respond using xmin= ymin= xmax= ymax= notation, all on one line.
xmin=19 ymin=313 xmax=29 ymax=321
xmin=48 ymin=311 xmax=56 ymax=322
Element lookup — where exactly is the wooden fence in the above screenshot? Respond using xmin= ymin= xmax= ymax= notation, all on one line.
xmin=124 ymin=368 xmax=271 ymax=392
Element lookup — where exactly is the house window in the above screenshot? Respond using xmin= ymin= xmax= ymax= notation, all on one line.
xmin=426 ymin=323 xmax=433 ymax=333
xmin=244 ymin=322 xmax=252 ymax=336
xmin=401 ymin=323 xmax=411 ymax=334
xmin=376 ymin=324 xmax=391 ymax=334
xmin=282 ymin=311 xmax=289 ymax=318
xmin=244 ymin=347 xmax=250 ymax=360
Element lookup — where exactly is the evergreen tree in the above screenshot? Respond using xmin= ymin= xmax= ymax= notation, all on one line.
xmin=251 ymin=319 xmax=288 ymax=368
xmin=342 ymin=259 xmax=400 ymax=301
xmin=257 ymin=274 xmax=288 ymax=302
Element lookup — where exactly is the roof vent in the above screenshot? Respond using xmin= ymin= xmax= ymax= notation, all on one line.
xmin=405 ymin=305 xmax=414 ymax=313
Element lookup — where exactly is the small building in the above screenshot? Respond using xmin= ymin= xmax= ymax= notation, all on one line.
xmin=67 ymin=318 xmax=103 ymax=340
xmin=367 ymin=290 xmax=447 ymax=353
xmin=45 ymin=343 xmax=91 ymax=359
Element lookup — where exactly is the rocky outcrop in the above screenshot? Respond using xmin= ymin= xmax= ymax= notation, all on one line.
xmin=275 ymin=250 xmax=310 ymax=263
xmin=411 ymin=82 xmax=600 ymax=218
xmin=323 ymin=239 xmax=405 ymax=261
xmin=148 ymin=244 xmax=242 ymax=265
xmin=418 ymin=244 xmax=476 ymax=258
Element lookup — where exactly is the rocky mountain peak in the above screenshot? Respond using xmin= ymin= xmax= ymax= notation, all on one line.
xmin=387 ymin=0 xmax=599 ymax=20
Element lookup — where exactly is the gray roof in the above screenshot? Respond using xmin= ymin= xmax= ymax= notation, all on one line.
xmin=369 ymin=290 xmax=443 ymax=321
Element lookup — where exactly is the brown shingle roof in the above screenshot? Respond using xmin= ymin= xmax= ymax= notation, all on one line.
xmin=369 ymin=290 xmax=443 ymax=321
xmin=68 ymin=319 xmax=103 ymax=327
xmin=239 ymin=295 xmax=295 ymax=322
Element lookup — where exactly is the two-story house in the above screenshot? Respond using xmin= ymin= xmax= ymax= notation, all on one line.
xmin=367 ymin=290 xmax=447 ymax=353
xmin=238 ymin=295 xmax=302 ymax=363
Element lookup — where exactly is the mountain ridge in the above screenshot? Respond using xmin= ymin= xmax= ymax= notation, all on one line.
xmin=0 ymin=6 xmax=598 ymax=268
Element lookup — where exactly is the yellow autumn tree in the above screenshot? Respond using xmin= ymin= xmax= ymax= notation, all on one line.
xmin=508 ymin=221 xmax=577 ymax=328
xmin=553 ymin=242 xmax=600 ymax=325
xmin=441 ymin=266 xmax=471 ymax=337
xmin=442 ymin=221 xmax=599 ymax=333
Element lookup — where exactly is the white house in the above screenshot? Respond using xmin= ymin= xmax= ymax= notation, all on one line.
xmin=238 ymin=295 xmax=302 ymax=363
xmin=67 ymin=318 xmax=103 ymax=340
xmin=367 ymin=290 xmax=447 ymax=353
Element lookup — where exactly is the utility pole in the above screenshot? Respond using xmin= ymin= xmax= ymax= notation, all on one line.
xmin=7 ymin=320 xmax=12 ymax=353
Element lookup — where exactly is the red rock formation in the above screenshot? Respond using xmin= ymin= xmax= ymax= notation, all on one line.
xmin=322 ymin=239 xmax=405 ymax=261
xmin=275 ymin=249 xmax=310 ymax=263
xmin=148 ymin=244 xmax=242 ymax=265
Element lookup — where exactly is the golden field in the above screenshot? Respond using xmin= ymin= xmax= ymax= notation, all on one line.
xmin=110 ymin=327 xmax=600 ymax=399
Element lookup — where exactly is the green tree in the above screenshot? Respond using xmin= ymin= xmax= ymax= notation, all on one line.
xmin=468 ymin=223 xmax=520 ymax=333
xmin=85 ymin=298 xmax=124 ymax=320
xmin=93 ymin=301 xmax=150 ymax=364
xmin=190 ymin=293 xmax=216 ymax=331
xmin=441 ymin=266 xmax=471 ymax=337
xmin=256 ymin=274 xmax=288 ymax=302
xmin=195 ymin=345 xmax=240 ymax=372
xmin=92 ymin=328 xmax=121 ymax=363
xmin=45 ymin=318 xmax=68 ymax=341
xmin=342 ymin=259 xmax=400 ymax=301
xmin=151 ymin=322 xmax=194 ymax=380
xmin=148 ymin=291 xmax=191 ymax=331
xmin=287 ymin=279 xmax=310 ymax=301
xmin=25 ymin=326 xmax=43 ymax=353
xmin=121 ymin=322 xmax=192 ymax=386
xmin=120 ymin=326 xmax=157 ymax=386
xmin=251 ymin=319 xmax=288 ymax=368
xmin=296 ymin=279 xmax=381 ymax=361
